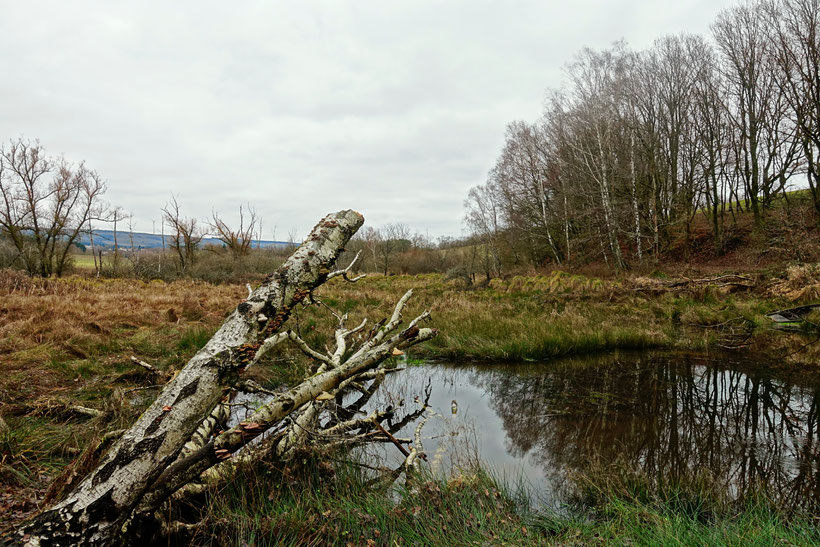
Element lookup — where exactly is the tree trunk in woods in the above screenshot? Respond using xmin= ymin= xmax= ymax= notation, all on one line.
xmin=16 ymin=209 xmax=438 ymax=546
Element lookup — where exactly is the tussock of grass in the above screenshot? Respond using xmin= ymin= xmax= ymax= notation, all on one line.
xmin=0 ymin=416 xmax=82 ymax=486
xmin=559 ymin=464 xmax=820 ymax=546
xmin=177 ymin=325 xmax=217 ymax=352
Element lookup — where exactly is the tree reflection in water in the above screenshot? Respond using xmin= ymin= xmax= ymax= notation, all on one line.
xmin=374 ymin=352 xmax=819 ymax=512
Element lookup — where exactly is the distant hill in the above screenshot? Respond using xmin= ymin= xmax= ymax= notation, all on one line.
xmin=76 ymin=229 xmax=291 ymax=251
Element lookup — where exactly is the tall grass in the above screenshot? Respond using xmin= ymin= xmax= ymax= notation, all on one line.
xmin=186 ymin=456 xmax=541 ymax=546
xmin=561 ymin=462 xmax=820 ymax=546
xmin=300 ymin=272 xmax=810 ymax=364
xmin=180 ymin=455 xmax=819 ymax=546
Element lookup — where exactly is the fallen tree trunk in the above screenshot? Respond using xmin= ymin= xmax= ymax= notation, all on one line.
xmin=631 ymin=274 xmax=756 ymax=294
xmin=17 ymin=210 xmax=438 ymax=546
xmin=138 ymin=300 xmax=436 ymax=513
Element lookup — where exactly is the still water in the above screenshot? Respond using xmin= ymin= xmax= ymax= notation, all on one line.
xmin=363 ymin=352 xmax=820 ymax=511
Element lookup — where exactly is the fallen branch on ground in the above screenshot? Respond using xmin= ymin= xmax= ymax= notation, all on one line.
xmin=17 ymin=210 xmax=438 ymax=546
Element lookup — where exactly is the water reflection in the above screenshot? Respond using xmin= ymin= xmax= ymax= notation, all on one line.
xmin=370 ymin=352 xmax=820 ymax=512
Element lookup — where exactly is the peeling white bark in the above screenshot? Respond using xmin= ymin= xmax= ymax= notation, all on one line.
xmin=139 ymin=296 xmax=436 ymax=513
xmin=18 ymin=210 xmax=364 ymax=546
xmin=164 ymin=295 xmax=435 ymax=507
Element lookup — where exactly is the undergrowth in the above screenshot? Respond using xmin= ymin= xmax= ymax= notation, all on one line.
xmin=178 ymin=455 xmax=819 ymax=546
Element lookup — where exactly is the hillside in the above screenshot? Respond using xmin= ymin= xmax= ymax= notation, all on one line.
xmin=75 ymin=229 xmax=290 ymax=251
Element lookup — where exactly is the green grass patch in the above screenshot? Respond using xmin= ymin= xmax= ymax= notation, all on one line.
xmin=0 ymin=417 xmax=79 ymax=486
xmin=190 ymin=458 xmax=540 ymax=546
xmin=177 ymin=325 xmax=216 ymax=353
xmin=182 ymin=455 xmax=819 ymax=546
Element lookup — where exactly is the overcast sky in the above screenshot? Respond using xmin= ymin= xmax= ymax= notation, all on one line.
xmin=0 ymin=0 xmax=736 ymax=240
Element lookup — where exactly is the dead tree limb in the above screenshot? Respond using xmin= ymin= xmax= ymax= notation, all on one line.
xmin=137 ymin=305 xmax=436 ymax=513
xmin=18 ymin=210 xmax=365 ymax=546
xmin=168 ymin=298 xmax=434 ymax=505
xmin=19 ymin=209 xmax=439 ymax=546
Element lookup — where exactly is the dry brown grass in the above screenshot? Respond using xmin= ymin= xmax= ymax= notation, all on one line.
xmin=0 ymin=267 xmax=816 ymax=535
xmin=767 ymin=263 xmax=820 ymax=301
xmin=0 ymin=271 xmax=251 ymax=531
xmin=2 ymin=267 xmax=815 ymax=408
xmin=0 ymin=270 xmax=244 ymax=405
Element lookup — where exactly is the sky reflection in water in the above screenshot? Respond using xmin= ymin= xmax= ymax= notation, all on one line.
xmin=364 ymin=352 xmax=820 ymax=511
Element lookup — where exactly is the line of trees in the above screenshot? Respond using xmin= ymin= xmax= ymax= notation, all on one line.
xmin=0 ymin=138 xmax=277 ymax=279
xmin=0 ymin=141 xmax=483 ymax=282
xmin=466 ymin=0 xmax=820 ymax=273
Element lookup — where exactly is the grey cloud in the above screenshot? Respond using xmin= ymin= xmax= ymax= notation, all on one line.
xmin=0 ymin=0 xmax=735 ymax=238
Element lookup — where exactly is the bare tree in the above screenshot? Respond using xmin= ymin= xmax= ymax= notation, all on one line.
xmin=357 ymin=226 xmax=381 ymax=272
xmin=691 ymin=42 xmax=736 ymax=255
xmin=541 ymin=100 xmax=576 ymax=263
xmin=208 ymin=204 xmax=258 ymax=257
xmin=464 ymin=183 xmax=504 ymax=280
xmin=0 ymin=138 xmax=108 ymax=277
xmin=162 ymin=196 xmax=203 ymax=274
xmin=375 ymin=223 xmax=411 ymax=275
xmin=713 ymin=1 xmax=801 ymax=226
xmin=768 ymin=0 xmax=820 ymax=216
xmin=490 ymin=121 xmax=563 ymax=265
xmin=561 ymin=45 xmax=630 ymax=269
xmin=110 ymin=206 xmax=128 ymax=270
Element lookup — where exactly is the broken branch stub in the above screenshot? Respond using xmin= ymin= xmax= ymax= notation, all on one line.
xmin=139 ymin=308 xmax=437 ymax=512
xmin=18 ymin=210 xmax=364 ymax=546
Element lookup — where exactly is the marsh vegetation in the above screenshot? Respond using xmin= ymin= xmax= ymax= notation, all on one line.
xmin=1 ymin=264 xmax=819 ymax=543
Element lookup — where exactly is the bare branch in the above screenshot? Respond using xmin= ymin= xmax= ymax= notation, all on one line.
xmin=286 ymin=330 xmax=333 ymax=365
xmin=249 ymin=332 xmax=289 ymax=367
xmin=130 ymin=355 xmax=160 ymax=374
xmin=326 ymin=250 xmax=365 ymax=282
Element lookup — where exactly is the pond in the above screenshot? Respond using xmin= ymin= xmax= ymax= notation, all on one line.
xmin=362 ymin=351 xmax=820 ymax=512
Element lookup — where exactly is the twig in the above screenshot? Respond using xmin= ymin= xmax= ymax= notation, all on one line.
xmin=235 ymin=379 xmax=279 ymax=397
xmin=286 ymin=330 xmax=333 ymax=365
xmin=326 ymin=251 xmax=366 ymax=283
xmin=371 ymin=418 xmax=411 ymax=458
xmin=70 ymin=405 xmax=105 ymax=418
xmin=130 ymin=355 xmax=160 ymax=374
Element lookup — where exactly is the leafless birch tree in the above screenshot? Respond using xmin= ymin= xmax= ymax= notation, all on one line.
xmin=17 ymin=210 xmax=438 ymax=545
xmin=162 ymin=196 xmax=203 ymax=274
xmin=209 ymin=204 xmax=258 ymax=257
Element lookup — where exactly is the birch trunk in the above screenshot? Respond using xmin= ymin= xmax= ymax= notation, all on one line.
xmin=630 ymin=131 xmax=642 ymax=263
xmin=595 ymin=127 xmax=624 ymax=270
xmin=18 ymin=210 xmax=364 ymax=546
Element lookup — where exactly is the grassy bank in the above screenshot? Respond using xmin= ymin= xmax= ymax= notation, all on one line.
xmin=1 ymin=266 xmax=818 ymax=540
xmin=181 ymin=456 xmax=819 ymax=546
xmin=297 ymin=268 xmax=820 ymax=365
